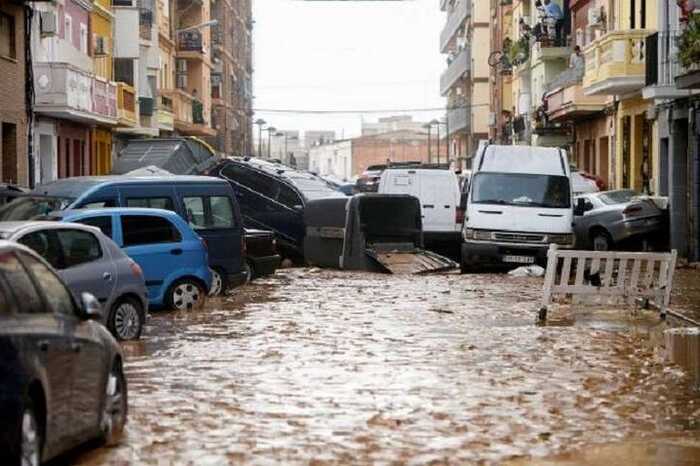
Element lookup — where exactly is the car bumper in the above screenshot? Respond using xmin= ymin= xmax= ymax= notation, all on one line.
xmin=461 ymin=240 xmax=571 ymax=266
xmin=249 ymin=254 xmax=282 ymax=278
xmin=227 ymin=271 xmax=250 ymax=288
xmin=612 ymin=217 xmax=663 ymax=243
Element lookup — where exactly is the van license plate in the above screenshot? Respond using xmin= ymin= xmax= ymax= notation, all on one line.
xmin=503 ymin=255 xmax=535 ymax=264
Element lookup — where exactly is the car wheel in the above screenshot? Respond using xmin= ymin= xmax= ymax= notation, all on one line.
xmin=460 ymin=261 xmax=475 ymax=274
xmin=243 ymin=261 xmax=253 ymax=284
xmin=20 ymin=402 xmax=41 ymax=466
xmin=166 ymin=279 xmax=205 ymax=311
xmin=208 ymin=268 xmax=224 ymax=296
xmin=109 ymin=298 xmax=144 ymax=341
xmin=591 ymin=229 xmax=613 ymax=251
xmin=101 ymin=362 xmax=127 ymax=446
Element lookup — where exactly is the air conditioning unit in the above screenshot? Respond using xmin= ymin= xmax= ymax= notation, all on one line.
xmin=588 ymin=7 xmax=603 ymax=26
xmin=94 ymin=36 xmax=107 ymax=56
xmin=176 ymin=59 xmax=188 ymax=73
xmin=176 ymin=74 xmax=188 ymax=89
xmin=40 ymin=11 xmax=57 ymax=36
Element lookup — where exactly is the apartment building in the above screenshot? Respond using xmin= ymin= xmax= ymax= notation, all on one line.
xmin=0 ymin=1 xmax=29 ymax=185
xmin=440 ymin=0 xmax=490 ymax=167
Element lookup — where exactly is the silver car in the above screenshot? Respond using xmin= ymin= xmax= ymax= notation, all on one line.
xmin=573 ymin=190 xmax=667 ymax=251
xmin=0 ymin=221 xmax=148 ymax=340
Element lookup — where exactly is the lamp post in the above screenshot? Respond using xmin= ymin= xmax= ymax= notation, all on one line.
xmin=254 ymin=119 xmax=266 ymax=158
xmin=422 ymin=123 xmax=432 ymax=163
xmin=430 ymin=119 xmax=441 ymax=165
xmin=265 ymin=126 xmax=277 ymax=159
xmin=275 ymin=132 xmax=299 ymax=164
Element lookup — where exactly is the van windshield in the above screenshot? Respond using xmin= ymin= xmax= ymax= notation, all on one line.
xmin=471 ymin=173 xmax=571 ymax=209
xmin=0 ymin=196 xmax=73 ymax=221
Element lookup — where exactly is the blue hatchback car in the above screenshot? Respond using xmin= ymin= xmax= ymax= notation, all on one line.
xmin=55 ymin=208 xmax=212 ymax=311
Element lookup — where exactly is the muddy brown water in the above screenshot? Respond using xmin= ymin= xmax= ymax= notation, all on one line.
xmin=61 ymin=269 xmax=700 ymax=465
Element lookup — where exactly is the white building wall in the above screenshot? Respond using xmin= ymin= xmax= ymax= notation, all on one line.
xmin=308 ymin=141 xmax=353 ymax=180
xmin=114 ymin=8 xmax=140 ymax=58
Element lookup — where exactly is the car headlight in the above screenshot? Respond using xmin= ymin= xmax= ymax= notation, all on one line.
xmin=463 ymin=228 xmax=474 ymax=241
xmin=547 ymin=233 xmax=574 ymax=246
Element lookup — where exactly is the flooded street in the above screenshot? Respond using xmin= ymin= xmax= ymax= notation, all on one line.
xmin=65 ymin=269 xmax=700 ymax=465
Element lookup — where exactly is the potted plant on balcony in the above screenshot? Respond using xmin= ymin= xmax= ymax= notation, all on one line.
xmin=678 ymin=13 xmax=700 ymax=69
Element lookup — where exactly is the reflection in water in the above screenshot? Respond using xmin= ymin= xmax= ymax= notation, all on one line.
xmin=65 ymin=269 xmax=700 ymax=465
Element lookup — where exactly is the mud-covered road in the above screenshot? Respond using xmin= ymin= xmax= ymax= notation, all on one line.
xmin=63 ymin=269 xmax=700 ymax=465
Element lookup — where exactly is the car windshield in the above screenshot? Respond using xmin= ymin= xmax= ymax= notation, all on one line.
xmin=598 ymin=190 xmax=638 ymax=205
xmin=0 ymin=196 xmax=73 ymax=221
xmin=471 ymin=173 xmax=571 ymax=209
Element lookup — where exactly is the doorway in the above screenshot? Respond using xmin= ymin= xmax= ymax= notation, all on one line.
xmin=1 ymin=122 xmax=18 ymax=184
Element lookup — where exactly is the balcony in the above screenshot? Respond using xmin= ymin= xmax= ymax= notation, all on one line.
xmin=583 ymin=30 xmax=653 ymax=96
xmin=161 ymin=89 xmax=216 ymax=137
xmin=117 ymin=82 xmax=137 ymax=127
xmin=33 ymin=63 xmax=117 ymax=126
xmin=531 ymin=41 xmax=570 ymax=65
xmin=545 ymin=67 xmax=607 ymax=122
xmin=177 ymin=30 xmax=208 ymax=62
xmin=447 ymin=106 xmax=469 ymax=134
xmin=157 ymin=94 xmax=175 ymax=132
xmin=440 ymin=0 xmax=470 ymax=53
xmin=440 ymin=47 xmax=470 ymax=96
xmin=643 ymin=32 xmax=693 ymax=98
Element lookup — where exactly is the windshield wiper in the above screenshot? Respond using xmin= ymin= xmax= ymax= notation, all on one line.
xmin=476 ymin=199 xmax=510 ymax=205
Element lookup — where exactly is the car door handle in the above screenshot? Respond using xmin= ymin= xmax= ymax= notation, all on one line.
xmin=71 ymin=343 xmax=81 ymax=353
xmin=423 ymin=205 xmax=435 ymax=209
xmin=103 ymin=272 xmax=112 ymax=281
xmin=170 ymin=248 xmax=183 ymax=256
xmin=37 ymin=340 xmax=50 ymax=352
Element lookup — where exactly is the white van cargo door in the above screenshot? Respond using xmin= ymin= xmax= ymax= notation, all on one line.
xmin=419 ymin=171 xmax=454 ymax=233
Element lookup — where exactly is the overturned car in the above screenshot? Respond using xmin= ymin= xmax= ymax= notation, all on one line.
xmin=304 ymin=194 xmax=456 ymax=274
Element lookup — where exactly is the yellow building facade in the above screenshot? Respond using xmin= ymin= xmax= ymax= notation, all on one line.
xmin=91 ymin=0 xmax=115 ymax=175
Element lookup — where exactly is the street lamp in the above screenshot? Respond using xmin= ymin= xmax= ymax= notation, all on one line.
xmin=430 ymin=119 xmax=441 ymax=165
xmin=254 ymin=119 xmax=266 ymax=158
xmin=175 ymin=19 xmax=219 ymax=34
xmin=422 ymin=123 xmax=432 ymax=163
xmin=275 ymin=132 xmax=299 ymax=164
xmin=265 ymin=126 xmax=277 ymax=159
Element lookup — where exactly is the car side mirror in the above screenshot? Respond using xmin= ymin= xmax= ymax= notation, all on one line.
xmin=80 ymin=292 xmax=103 ymax=320
xmin=574 ymin=198 xmax=586 ymax=216
xmin=584 ymin=201 xmax=594 ymax=212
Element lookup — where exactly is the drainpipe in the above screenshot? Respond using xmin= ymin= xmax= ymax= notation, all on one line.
xmin=25 ymin=4 xmax=35 ymax=188
xmin=691 ymin=104 xmax=700 ymax=262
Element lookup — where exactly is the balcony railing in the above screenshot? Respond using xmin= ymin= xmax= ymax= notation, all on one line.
xmin=33 ymin=62 xmax=117 ymax=125
xmin=447 ymin=106 xmax=469 ymax=134
xmin=117 ymin=82 xmax=137 ymax=127
xmin=583 ymin=29 xmax=651 ymax=96
xmin=440 ymin=46 xmax=470 ymax=95
xmin=440 ymin=0 xmax=470 ymax=53
xmin=161 ymin=89 xmax=215 ymax=136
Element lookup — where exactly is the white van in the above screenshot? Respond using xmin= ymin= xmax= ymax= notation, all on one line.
xmin=378 ymin=168 xmax=463 ymax=245
xmin=461 ymin=144 xmax=575 ymax=272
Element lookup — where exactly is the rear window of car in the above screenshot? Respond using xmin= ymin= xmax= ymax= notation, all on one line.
xmin=75 ymin=216 xmax=113 ymax=239
xmin=56 ymin=229 xmax=102 ymax=268
xmin=0 ymin=251 xmax=43 ymax=314
xmin=183 ymin=196 xmax=236 ymax=229
xmin=121 ymin=215 xmax=181 ymax=247
xmin=598 ymin=190 xmax=637 ymax=205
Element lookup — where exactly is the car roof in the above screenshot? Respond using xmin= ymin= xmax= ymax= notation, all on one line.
xmin=0 ymin=220 xmax=103 ymax=236
xmin=33 ymin=175 xmax=228 ymax=198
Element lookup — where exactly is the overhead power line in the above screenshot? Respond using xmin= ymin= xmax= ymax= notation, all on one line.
xmin=253 ymin=104 xmax=489 ymax=115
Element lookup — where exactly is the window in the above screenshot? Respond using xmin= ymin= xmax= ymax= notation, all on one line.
xmin=0 ymin=251 xmax=43 ymax=314
xmin=19 ymin=252 xmax=74 ymax=316
xmin=64 ymin=14 xmax=72 ymax=46
xmin=79 ymin=23 xmax=88 ymax=54
xmin=277 ymin=184 xmax=302 ymax=209
xmin=79 ymin=199 xmax=117 ymax=209
xmin=17 ymin=230 xmax=63 ymax=270
xmin=114 ymin=58 xmax=135 ymax=86
xmin=76 ymin=216 xmax=113 ymax=239
xmin=56 ymin=229 xmax=102 ymax=268
xmin=183 ymin=196 xmax=235 ymax=229
xmin=221 ymin=163 xmax=276 ymax=199
xmin=126 ymin=197 xmax=174 ymax=211
xmin=1 ymin=122 xmax=18 ymax=183
xmin=0 ymin=12 xmax=16 ymax=59
xmin=121 ymin=215 xmax=181 ymax=247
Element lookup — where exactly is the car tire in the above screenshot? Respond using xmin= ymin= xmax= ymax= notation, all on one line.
xmin=100 ymin=361 xmax=127 ymax=446
xmin=17 ymin=400 xmax=42 ymax=466
xmin=108 ymin=297 xmax=144 ymax=341
xmin=208 ymin=268 xmax=227 ymax=296
xmin=460 ymin=261 xmax=475 ymax=274
xmin=166 ymin=278 xmax=205 ymax=311
xmin=243 ymin=261 xmax=253 ymax=283
xmin=590 ymin=229 xmax=613 ymax=251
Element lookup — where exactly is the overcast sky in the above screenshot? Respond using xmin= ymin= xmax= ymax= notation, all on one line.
xmin=253 ymin=0 xmax=445 ymax=140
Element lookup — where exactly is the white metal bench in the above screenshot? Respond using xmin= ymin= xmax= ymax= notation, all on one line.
xmin=539 ymin=244 xmax=678 ymax=320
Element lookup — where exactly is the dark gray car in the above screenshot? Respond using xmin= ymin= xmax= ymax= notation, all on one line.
xmin=0 ymin=222 xmax=149 ymax=340
xmin=573 ymin=190 xmax=667 ymax=251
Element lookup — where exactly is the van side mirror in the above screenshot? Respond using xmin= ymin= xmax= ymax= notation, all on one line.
xmin=574 ymin=198 xmax=586 ymax=216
